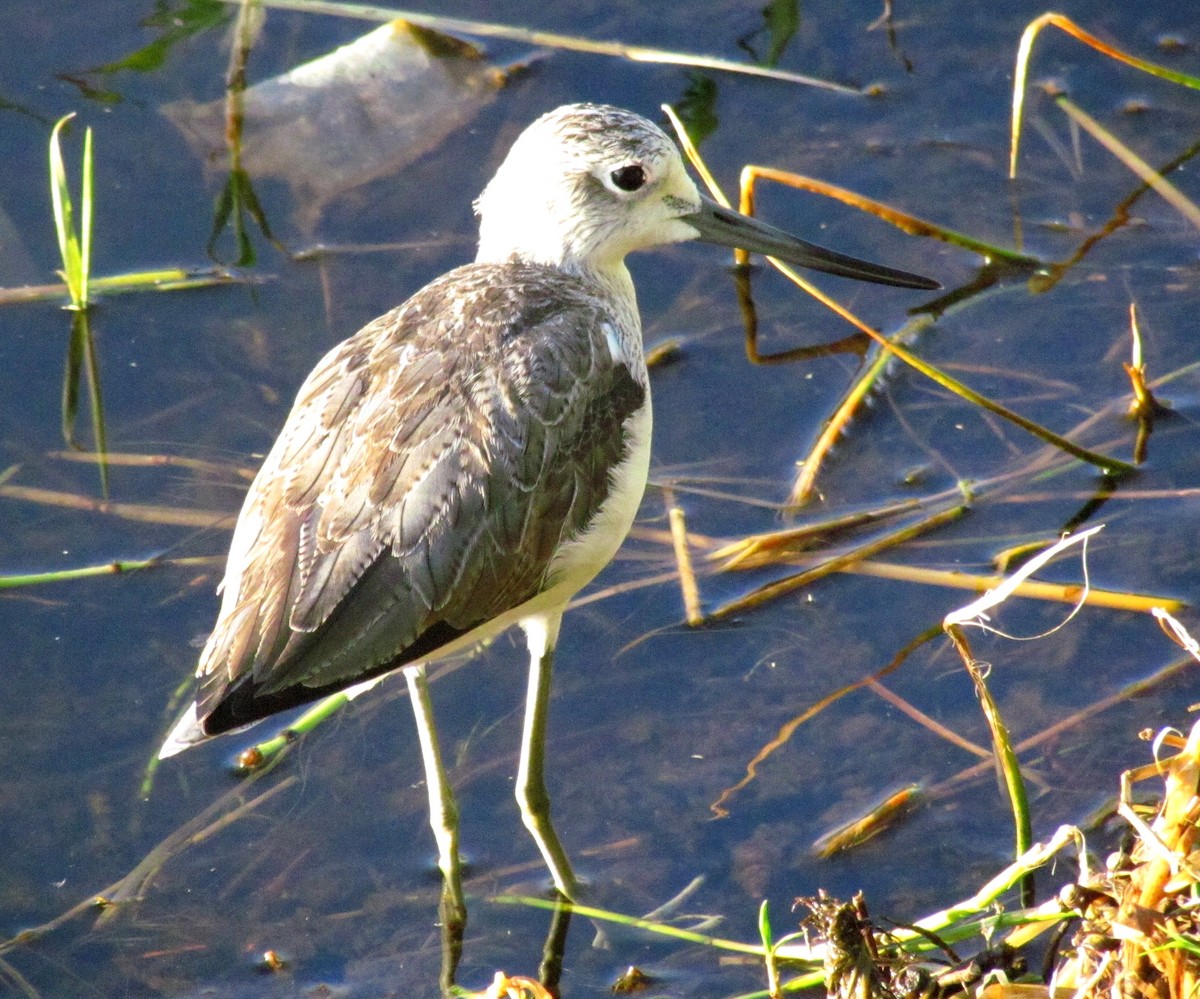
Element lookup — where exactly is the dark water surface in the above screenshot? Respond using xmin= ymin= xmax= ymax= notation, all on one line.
xmin=2 ymin=1 xmax=1199 ymax=996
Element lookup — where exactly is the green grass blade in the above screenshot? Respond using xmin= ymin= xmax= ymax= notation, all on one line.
xmin=758 ymin=899 xmax=782 ymax=999
xmin=235 ymin=691 xmax=357 ymax=769
xmin=0 ymin=267 xmax=252 ymax=306
xmin=0 ymin=555 xmax=218 ymax=589
xmin=49 ymin=114 xmax=83 ymax=308
xmin=47 ymin=113 xmax=93 ymax=310
xmin=965 ymin=652 xmax=1033 ymax=903
xmin=758 ymin=899 xmax=773 ymax=951
xmin=906 ymin=825 xmax=1083 ymax=938
xmin=494 ymin=894 xmax=784 ymax=958
xmin=80 ymin=125 xmax=93 ymax=308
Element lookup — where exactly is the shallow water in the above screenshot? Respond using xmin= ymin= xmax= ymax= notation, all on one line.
xmin=1 ymin=1 xmax=1199 ymax=996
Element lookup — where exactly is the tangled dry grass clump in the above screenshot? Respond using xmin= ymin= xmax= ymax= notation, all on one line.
xmin=1052 ymin=723 xmax=1200 ymax=999
xmin=798 ymin=718 xmax=1200 ymax=999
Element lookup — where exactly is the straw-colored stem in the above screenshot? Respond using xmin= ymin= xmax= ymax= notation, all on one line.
xmin=230 ymin=0 xmax=863 ymax=91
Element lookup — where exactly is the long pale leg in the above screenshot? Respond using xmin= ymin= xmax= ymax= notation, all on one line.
xmin=403 ymin=663 xmax=466 ymax=992
xmin=516 ymin=613 xmax=579 ymax=900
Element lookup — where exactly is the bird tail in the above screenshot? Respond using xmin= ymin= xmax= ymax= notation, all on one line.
xmin=158 ymin=703 xmax=206 ymax=759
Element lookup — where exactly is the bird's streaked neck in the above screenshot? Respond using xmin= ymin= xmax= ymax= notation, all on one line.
xmin=476 ymin=238 xmax=642 ymax=337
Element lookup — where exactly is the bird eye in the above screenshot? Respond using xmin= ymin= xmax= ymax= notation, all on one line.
xmin=609 ymin=164 xmax=647 ymax=192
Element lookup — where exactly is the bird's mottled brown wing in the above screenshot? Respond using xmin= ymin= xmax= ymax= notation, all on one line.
xmin=193 ymin=262 xmax=645 ymax=735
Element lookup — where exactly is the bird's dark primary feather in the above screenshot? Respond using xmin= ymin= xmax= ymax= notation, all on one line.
xmin=195 ymin=261 xmax=646 ymax=736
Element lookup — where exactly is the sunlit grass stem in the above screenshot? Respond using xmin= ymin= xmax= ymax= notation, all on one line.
xmin=759 ymin=900 xmax=781 ymax=999
xmin=49 ymin=113 xmax=93 ymax=311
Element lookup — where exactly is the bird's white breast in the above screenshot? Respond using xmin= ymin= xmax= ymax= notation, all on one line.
xmin=541 ymin=389 xmax=652 ymax=603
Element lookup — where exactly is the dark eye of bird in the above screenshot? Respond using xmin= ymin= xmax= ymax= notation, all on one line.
xmin=610 ymin=164 xmax=647 ymax=192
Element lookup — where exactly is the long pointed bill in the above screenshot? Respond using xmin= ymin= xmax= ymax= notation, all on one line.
xmin=683 ymin=195 xmax=940 ymax=290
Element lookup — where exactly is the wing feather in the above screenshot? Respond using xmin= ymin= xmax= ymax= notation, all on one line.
xmin=193 ymin=261 xmax=646 ymax=734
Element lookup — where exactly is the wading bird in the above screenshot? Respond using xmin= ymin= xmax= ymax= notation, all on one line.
xmin=160 ymin=103 xmax=937 ymax=911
